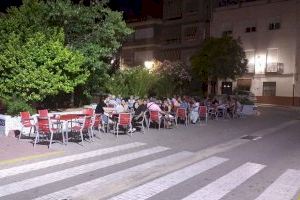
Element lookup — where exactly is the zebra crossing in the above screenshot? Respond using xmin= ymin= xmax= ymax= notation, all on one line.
xmin=0 ymin=142 xmax=299 ymax=200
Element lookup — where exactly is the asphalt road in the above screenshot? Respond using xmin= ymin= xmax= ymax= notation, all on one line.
xmin=0 ymin=106 xmax=299 ymax=200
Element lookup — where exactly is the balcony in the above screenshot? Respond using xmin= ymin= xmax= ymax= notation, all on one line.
xmin=246 ymin=63 xmax=255 ymax=74
xmin=265 ymin=63 xmax=284 ymax=74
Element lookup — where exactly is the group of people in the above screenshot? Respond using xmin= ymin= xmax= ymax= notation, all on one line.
xmin=94 ymin=94 xmax=243 ymax=132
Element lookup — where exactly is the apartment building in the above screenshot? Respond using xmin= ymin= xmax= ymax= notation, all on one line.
xmin=160 ymin=0 xmax=211 ymax=64
xmin=211 ymin=0 xmax=300 ymax=105
xmin=120 ymin=0 xmax=211 ymax=67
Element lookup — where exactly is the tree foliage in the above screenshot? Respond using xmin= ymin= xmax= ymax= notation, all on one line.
xmin=153 ymin=60 xmax=191 ymax=97
xmin=0 ymin=31 xmax=87 ymax=102
xmin=106 ymin=67 xmax=156 ymax=97
xmin=190 ymin=37 xmax=247 ymax=82
xmin=0 ymin=0 xmax=132 ymax=103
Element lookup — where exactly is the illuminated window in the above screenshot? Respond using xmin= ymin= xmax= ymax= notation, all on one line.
xmin=245 ymin=50 xmax=255 ymax=73
xmin=266 ymin=48 xmax=279 ymax=72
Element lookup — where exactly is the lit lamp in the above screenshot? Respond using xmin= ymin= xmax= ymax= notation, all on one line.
xmin=144 ymin=60 xmax=155 ymax=70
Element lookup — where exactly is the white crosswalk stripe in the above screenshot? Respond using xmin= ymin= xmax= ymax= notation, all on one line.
xmin=0 ymin=146 xmax=168 ymax=198
xmin=33 ymin=151 xmax=193 ymax=200
xmin=255 ymin=169 xmax=300 ymax=200
xmin=181 ymin=162 xmax=265 ymax=200
xmin=108 ymin=156 xmax=228 ymax=200
xmin=0 ymin=142 xmax=299 ymax=200
xmin=0 ymin=142 xmax=145 ymax=179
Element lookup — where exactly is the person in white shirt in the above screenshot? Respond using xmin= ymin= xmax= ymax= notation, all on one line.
xmin=190 ymin=98 xmax=199 ymax=124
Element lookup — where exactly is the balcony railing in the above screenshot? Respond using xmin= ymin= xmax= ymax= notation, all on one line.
xmin=247 ymin=64 xmax=255 ymax=74
xmin=265 ymin=62 xmax=284 ymax=74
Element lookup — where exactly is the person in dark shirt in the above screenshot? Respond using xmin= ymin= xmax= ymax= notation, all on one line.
xmin=95 ymin=98 xmax=106 ymax=114
xmin=134 ymin=99 xmax=147 ymax=119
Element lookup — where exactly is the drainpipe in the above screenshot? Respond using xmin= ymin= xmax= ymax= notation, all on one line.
xmin=293 ymin=84 xmax=295 ymax=106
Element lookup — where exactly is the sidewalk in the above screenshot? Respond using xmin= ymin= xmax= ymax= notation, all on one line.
xmin=0 ymin=131 xmax=63 ymax=166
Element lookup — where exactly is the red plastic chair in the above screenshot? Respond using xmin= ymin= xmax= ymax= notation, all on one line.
xmin=19 ymin=111 xmax=35 ymax=140
xmin=38 ymin=109 xmax=49 ymax=118
xmin=199 ymin=106 xmax=208 ymax=124
xmin=92 ymin=114 xmax=103 ymax=136
xmin=67 ymin=115 xmax=93 ymax=145
xmin=34 ymin=116 xmax=63 ymax=149
xmin=176 ymin=108 xmax=188 ymax=126
xmin=114 ymin=113 xmax=132 ymax=137
xmin=148 ymin=111 xmax=163 ymax=130
xmin=83 ymin=108 xmax=94 ymax=116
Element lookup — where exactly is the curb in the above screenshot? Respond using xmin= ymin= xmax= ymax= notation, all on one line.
xmin=0 ymin=151 xmax=64 ymax=166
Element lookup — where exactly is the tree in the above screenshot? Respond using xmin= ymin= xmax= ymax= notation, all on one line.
xmin=0 ymin=31 xmax=87 ymax=102
xmin=42 ymin=0 xmax=133 ymax=94
xmin=190 ymin=36 xmax=247 ymax=94
xmin=0 ymin=0 xmax=132 ymax=103
xmin=106 ymin=67 xmax=156 ymax=98
xmin=153 ymin=60 xmax=192 ymax=97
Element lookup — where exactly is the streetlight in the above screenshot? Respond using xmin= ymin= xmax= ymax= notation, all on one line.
xmin=144 ymin=60 xmax=155 ymax=70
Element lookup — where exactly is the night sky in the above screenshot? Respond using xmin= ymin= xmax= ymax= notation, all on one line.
xmin=0 ymin=0 xmax=162 ymax=19
xmin=0 ymin=0 xmax=22 ymax=12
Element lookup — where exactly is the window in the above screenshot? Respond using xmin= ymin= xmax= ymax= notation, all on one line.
xmin=266 ymin=48 xmax=279 ymax=72
xmin=134 ymin=50 xmax=154 ymax=64
xmin=245 ymin=50 xmax=255 ymax=73
xmin=135 ymin=28 xmax=154 ymax=40
xmin=164 ymin=0 xmax=182 ymax=20
xmin=163 ymin=26 xmax=181 ymax=44
xmin=121 ymin=51 xmax=134 ymax=66
xmin=162 ymin=49 xmax=181 ymax=61
xmin=269 ymin=17 xmax=281 ymax=30
xmin=263 ymin=82 xmax=276 ymax=96
xmin=269 ymin=22 xmax=280 ymax=30
xmin=245 ymin=26 xmax=256 ymax=33
xmin=183 ymin=0 xmax=199 ymax=14
xmin=183 ymin=25 xmax=200 ymax=41
xmin=222 ymin=30 xmax=232 ymax=36
xmin=221 ymin=23 xmax=233 ymax=37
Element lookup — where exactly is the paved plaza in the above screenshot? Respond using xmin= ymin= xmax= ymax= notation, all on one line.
xmin=0 ymin=106 xmax=299 ymax=200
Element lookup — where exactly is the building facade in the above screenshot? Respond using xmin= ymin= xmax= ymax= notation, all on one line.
xmin=211 ymin=0 xmax=300 ymax=105
xmin=120 ymin=0 xmax=211 ymax=68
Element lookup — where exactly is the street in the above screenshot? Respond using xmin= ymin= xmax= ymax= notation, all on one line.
xmin=0 ymin=106 xmax=299 ymax=200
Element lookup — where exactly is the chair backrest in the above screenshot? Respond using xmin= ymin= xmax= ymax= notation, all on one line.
xmin=199 ymin=106 xmax=207 ymax=117
xmin=118 ymin=113 xmax=131 ymax=126
xmin=92 ymin=114 xmax=101 ymax=128
xmin=83 ymin=108 xmax=94 ymax=116
xmin=149 ymin=111 xmax=159 ymax=121
xmin=83 ymin=116 xmax=93 ymax=129
xmin=20 ymin=111 xmax=33 ymax=127
xmin=176 ymin=108 xmax=187 ymax=118
xmin=37 ymin=117 xmax=51 ymax=134
xmin=38 ymin=109 xmax=49 ymax=118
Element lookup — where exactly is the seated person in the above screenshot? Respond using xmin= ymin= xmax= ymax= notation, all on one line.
xmin=95 ymin=97 xmax=109 ymax=127
xmin=189 ymin=98 xmax=199 ymax=124
xmin=115 ymin=102 xmax=125 ymax=113
xmin=134 ymin=99 xmax=147 ymax=121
